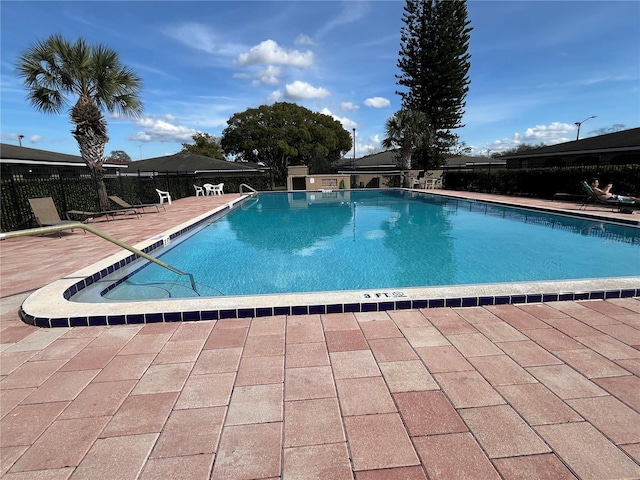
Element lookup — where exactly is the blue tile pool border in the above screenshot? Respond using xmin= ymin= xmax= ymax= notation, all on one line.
xmin=20 ymin=287 xmax=640 ymax=328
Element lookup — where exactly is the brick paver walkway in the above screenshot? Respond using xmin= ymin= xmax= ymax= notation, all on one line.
xmin=1 ymin=191 xmax=639 ymax=479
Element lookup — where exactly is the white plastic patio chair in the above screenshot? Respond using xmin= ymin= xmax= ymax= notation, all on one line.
xmin=194 ymin=184 xmax=205 ymax=196
xmin=211 ymin=183 xmax=224 ymax=195
xmin=155 ymin=189 xmax=172 ymax=204
xmin=203 ymin=183 xmax=224 ymax=195
xmin=203 ymin=183 xmax=214 ymax=196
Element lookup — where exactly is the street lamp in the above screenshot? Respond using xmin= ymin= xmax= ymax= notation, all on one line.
xmin=575 ymin=115 xmax=596 ymax=140
xmin=18 ymin=135 xmax=24 ymax=147
xmin=352 ymin=128 xmax=356 ymax=170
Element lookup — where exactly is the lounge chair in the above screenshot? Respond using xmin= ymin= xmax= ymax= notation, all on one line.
xmin=66 ymin=206 xmax=140 ymax=221
xmin=156 ymin=189 xmax=172 ymax=204
xmin=63 ymin=197 xmax=140 ymax=221
xmin=28 ymin=197 xmax=81 ymax=236
xmin=194 ymin=184 xmax=205 ymax=196
xmin=580 ymin=181 xmax=639 ymax=212
xmin=109 ymin=195 xmax=164 ymax=213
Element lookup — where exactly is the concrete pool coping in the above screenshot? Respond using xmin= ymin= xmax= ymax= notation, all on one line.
xmin=18 ymin=189 xmax=640 ymax=327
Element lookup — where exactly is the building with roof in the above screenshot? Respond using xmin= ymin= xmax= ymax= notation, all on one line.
xmin=0 ymin=143 xmax=126 ymax=178
xmin=326 ymin=127 xmax=639 ymax=188
xmin=332 ymin=149 xmax=505 ymax=188
xmin=122 ymin=152 xmax=268 ymax=178
xmin=502 ymin=127 xmax=640 ymax=168
xmin=0 ymin=143 xmax=270 ymax=180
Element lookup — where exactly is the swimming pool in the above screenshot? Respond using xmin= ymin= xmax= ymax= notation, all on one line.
xmin=81 ymin=189 xmax=640 ymax=300
xmin=19 ymin=190 xmax=640 ymax=327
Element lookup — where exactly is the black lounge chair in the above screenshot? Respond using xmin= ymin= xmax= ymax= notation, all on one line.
xmin=65 ymin=202 xmax=140 ymax=222
xmin=28 ymin=197 xmax=82 ymax=236
xmin=580 ymin=181 xmax=639 ymax=213
xmin=109 ymin=195 xmax=164 ymax=213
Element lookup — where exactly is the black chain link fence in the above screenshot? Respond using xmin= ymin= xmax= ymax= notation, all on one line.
xmin=443 ymin=164 xmax=640 ymax=200
xmin=1 ymin=165 xmax=271 ymax=232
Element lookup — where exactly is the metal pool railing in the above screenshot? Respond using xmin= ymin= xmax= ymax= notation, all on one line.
xmin=239 ymin=183 xmax=259 ymax=195
xmin=0 ymin=223 xmax=200 ymax=295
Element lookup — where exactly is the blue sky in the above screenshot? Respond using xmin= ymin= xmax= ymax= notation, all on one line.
xmin=1 ymin=1 xmax=638 ymax=161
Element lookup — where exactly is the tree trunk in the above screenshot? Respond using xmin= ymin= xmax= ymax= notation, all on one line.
xmin=402 ymin=152 xmax=412 ymax=188
xmin=91 ymin=167 xmax=110 ymax=211
xmin=72 ymin=131 xmax=110 ymax=210
xmin=71 ymin=96 xmax=110 ymax=210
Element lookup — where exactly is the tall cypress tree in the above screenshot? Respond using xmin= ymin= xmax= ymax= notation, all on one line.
xmin=396 ymin=0 xmax=472 ymax=167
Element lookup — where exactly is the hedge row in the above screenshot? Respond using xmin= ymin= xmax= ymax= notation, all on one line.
xmin=443 ymin=164 xmax=640 ymax=199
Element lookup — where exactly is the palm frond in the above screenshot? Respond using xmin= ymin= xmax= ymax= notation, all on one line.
xmin=16 ymin=34 xmax=143 ymax=118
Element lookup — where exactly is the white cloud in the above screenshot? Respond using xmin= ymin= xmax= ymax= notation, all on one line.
xmin=3 ymin=133 xmax=43 ymax=145
xmin=341 ymin=102 xmax=359 ymax=112
xmin=252 ymin=66 xmax=282 ymax=86
xmin=163 ymin=23 xmax=216 ymax=53
xmin=129 ymin=62 xmax=178 ymax=81
xmin=320 ymin=108 xmax=356 ymax=130
xmin=236 ymin=39 xmax=314 ymax=68
xmin=284 ymin=81 xmax=330 ymax=100
xmin=268 ymin=90 xmax=283 ymax=103
xmin=473 ymin=122 xmax=576 ymax=155
xmin=294 ymin=34 xmax=316 ymax=46
xmin=357 ymin=134 xmax=381 ymax=157
xmin=317 ymin=109 xmax=381 ymax=156
xmin=129 ymin=116 xmax=198 ymax=143
xmin=162 ymin=23 xmax=243 ymax=56
xmin=364 ymin=97 xmax=391 ymax=108
xmin=316 ymin=1 xmax=370 ymax=39
xmin=521 ymin=122 xmax=574 ymax=142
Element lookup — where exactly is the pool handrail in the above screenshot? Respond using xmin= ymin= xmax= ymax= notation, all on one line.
xmin=0 ymin=223 xmax=200 ymax=295
xmin=239 ymin=183 xmax=258 ymax=195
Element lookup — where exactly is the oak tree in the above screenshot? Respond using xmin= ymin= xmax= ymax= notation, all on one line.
xmin=180 ymin=132 xmax=225 ymax=160
xmin=220 ymin=102 xmax=352 ymax=184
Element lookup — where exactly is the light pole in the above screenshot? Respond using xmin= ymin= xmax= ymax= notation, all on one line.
xmin=575 ymin=115 xmax=596 ymax=140
xmin=17 ymin=135 xmax=24 ymax=147
xmin=352 ymin=128 xmax=356 ymax=170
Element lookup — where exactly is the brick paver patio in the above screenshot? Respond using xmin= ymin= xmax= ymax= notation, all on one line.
xmin=1 ymin=190 xmax=638 ymax=479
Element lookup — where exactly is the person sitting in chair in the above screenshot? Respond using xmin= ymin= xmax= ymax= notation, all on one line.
xmin=590 ymin=178 xmax=640 ymax=204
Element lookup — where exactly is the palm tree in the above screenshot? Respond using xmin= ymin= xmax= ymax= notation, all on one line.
xmin=16 ymin=34 xmax=143 ymax=210
xmin=381 ymin=109 xmax=431 ymax=187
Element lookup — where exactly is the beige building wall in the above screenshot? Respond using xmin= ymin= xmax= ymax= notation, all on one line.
xmin=304 ymin=174 xmax=351 ymax=190
xmin=287 ymin=166 xmax=351 ymax=191
xmin=287 ymin=165 xmax=443 ymax=190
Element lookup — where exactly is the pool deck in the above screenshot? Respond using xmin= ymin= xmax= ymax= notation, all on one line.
xmin=1 ymin=190 xmax=639 ymax=479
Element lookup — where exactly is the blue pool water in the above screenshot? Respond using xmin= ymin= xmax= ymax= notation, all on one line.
xmin=94 ymin=190 xmax=639 ymax=301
